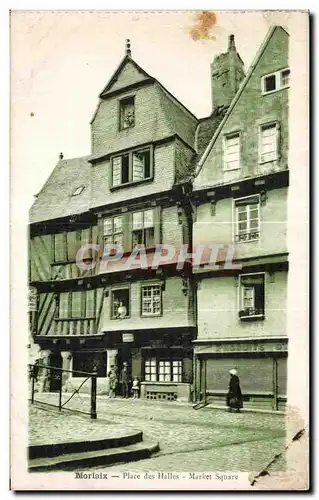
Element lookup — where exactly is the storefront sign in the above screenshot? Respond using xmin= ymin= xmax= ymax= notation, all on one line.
xmin=29 ymin=287 xmax=37 ymax=312
xmin=122 ymin=333 xmax=134 ymax=343
xmin=195 ymin=340 xmax=288 ymax=355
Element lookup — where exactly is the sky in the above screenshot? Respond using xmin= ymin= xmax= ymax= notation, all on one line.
xmin=10 ymin=10 xmax=294 ymax=210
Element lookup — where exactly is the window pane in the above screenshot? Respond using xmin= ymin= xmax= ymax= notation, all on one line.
xmin=86 ymin=290 xmax=95 ymax=317
xmin=133 ymin=211 xmax=143 ymax=230
xmin=264 ymin=74 xmax=276 ymax=92
xmin=144 ymin=209 xmax=154 ymax=228
xmin=121 ymin=155 xmax=130 ymax=184
xmin=113 ymin=216 xmax=123 ymax=234
xmin=103 ymin=218 xmax=113 ymax=236
xmin=281 ymin=69 xmax=290 ymax=87
xmin=112 ymin=157 xmax=122 ymax=187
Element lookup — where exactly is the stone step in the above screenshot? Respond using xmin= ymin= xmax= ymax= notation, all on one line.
xmin=28 ymin=440 xmax=160 ymax=472
xmin=29 ymin=431 xmax=143 ymax=459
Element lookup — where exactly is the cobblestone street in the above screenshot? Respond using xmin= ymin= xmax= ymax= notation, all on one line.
xmin=32 ymin=394 xmax=286 ymax=473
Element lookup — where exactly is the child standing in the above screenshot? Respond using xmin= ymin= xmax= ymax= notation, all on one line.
xmin=132 ymin=377 xmax=140 ymax=399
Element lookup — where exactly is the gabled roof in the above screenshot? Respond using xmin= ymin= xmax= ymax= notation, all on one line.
xmin=29 ymin=156 xmax=92 ymax=224
xmin=193 ymin=25 xmax=289 ymax=181
xmin=99 ymin=54 xmax=153 ymax=98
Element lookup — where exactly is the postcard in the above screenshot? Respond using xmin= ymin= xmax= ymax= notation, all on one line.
xmin=10 ymin=9 xmax=309 ymax=491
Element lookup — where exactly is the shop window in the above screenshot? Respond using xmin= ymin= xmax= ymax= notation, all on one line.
xmin=132 ymin=209 xmax=155 ymax=248
xmin=72 ymin=352 xmax=107 ymax=377
xmin=111 ymin=288 xmax=130 ymax=319
xmin=144 ymin=356 xmax=183 ymax=383
xmin=111 ymin=147 xmax=152 ymax=188
xmin=261 ymin=68 xmax=290 ymax=94
xmin=223 ymin=132 xmax=240 ymax=171
xmin=119 ymin=96 xmax=135 ymax=130
xmin=239 ymin=273 xmax=265 ymax=320
xmin=141 ymin=285 xmax=162 ymax=316
xmin=234 ymin=195 xmax=260 ymax=243
xmin=259 ymin=123 xmax=279 ymax=163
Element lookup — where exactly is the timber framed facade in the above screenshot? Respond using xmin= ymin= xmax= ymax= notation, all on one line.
xmin=29 ymin=28 xmax=290 ymax=409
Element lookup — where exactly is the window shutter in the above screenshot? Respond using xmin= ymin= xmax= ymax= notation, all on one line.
xmin=54 ymin=233 xmax=66 ymax=262
xmin=153 ymin=206 xmax=161 ymax=245
xmin=66 ymin=231 xmax=78 ymax=261
xmin=123 ymin=212 xmax=132 ymax=253
xmin=112 ymin=157 xmax=122 ymax=186
xmin=132 ymin=152 xmax=145 ymax=181
xmin=86 ymin=290 xmax=95 ymax=317
xmin=71 ymin=292 xmax=82 ymax=318
xmin=59 ymin=293 xmax=69 ymax=318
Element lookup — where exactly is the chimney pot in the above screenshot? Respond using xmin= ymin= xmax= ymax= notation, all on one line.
xmin=125 ymin=39 xmax=131 ymax=56
xmin=59 ymin=152 xmax=64 ymax=160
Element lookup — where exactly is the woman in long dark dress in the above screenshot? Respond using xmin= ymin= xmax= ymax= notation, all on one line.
xmin=226 ymin=369 xmax=243 ymax=412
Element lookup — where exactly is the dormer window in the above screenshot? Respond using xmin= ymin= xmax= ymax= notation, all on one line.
xmin=72 ymin=186 xmax=85 ymax=196
xmin=261 ymin=68 xmax=290 ymax=94
xmin=111 ymin=146 xmax=153 ymax=188
xmin=120 ymin=96 xmax=135 ymax=130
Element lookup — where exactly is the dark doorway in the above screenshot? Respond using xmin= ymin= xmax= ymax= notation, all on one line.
xmin=48 ymin=351 xmax=62 ymax=392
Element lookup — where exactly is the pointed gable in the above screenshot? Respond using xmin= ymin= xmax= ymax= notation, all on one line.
xmin=193 ymin=25 xmax=289 ymax=191
xmin=99 ymin=55 xmax=153 ymax=98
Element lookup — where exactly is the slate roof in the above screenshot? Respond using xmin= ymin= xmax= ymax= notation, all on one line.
xmin=29 ymin=156 xmax=92 ymax=224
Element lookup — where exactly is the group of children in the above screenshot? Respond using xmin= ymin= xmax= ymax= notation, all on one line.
xmin=105 ymin=363 xmax=140 ymax=399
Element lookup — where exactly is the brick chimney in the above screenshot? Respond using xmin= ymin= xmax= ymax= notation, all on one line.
xmin=211 ymin=34 xmax=245 ymax=110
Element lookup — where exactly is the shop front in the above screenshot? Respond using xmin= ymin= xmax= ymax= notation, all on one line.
xmin=194 ymin=337 xmax=288 ymax=411
xmin=105 ymin=327 xmax=195 ymax=402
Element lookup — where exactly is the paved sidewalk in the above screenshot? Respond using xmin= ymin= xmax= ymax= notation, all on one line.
xmin=32 ymin=394 xmax=287 ymax=473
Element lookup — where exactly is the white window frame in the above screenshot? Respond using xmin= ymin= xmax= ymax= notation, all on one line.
xmin=238 ymin=272 xmax=266 ymax=320
xmin=111 ymin=146 xmax=153 ymax=188
xmin=233 ymin=194 xmax=260 ymax=243
xmin=223 ymin=132 xmax=241 ymax=172
xmin=110 ymin=286 xmax=130 ymax=320
xmin=261 ymin=67 xmax=290 ymax=95
xmin=103 ymin=215 xmax=124 ymax=248
xmin=259 ymin=122 xmax=280 ymax=164
xmin=132 ymin=209 xmax=155 ymax=248
xmin=72 ymin=186 xmax=85 ymax=196
xmin=141 ymin=284 xmax=162 ymax=317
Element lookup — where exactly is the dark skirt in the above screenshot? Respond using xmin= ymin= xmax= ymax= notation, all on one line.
xmin=226 ymin=375 xmax=243 ymax=409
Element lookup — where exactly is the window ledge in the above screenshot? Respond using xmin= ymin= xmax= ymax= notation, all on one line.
xmin=110 ymin=316 xmax=131 ymax=321
xmin=141 ymin=313 xmax=162 ymax=318
xmin=239 ymin=313 xmax=265 ymax=322
xmin=110 ymin=176 xmax=154 ymax=191
xmin=262 ymin=86 xmax=289 ymax=96
xmin=258 ymin=158 xmax=278 ymax=165
xmin=141 ymin=382 xmax=189 ymax=386
xmin=223 ymin=167 xmax=240 ymax=173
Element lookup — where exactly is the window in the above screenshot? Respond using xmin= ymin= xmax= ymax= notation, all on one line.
xmin=103 ymin=216 xmax=124 ymax=249
xmin=144 ymin=356 xmax=183 ymax=383
xmin=132 ymin=209 xmax=155 ymax=248
xmin=234 ymin=195 xmax=260 ymax=243
xmin=224 ymin=133 xmax=240 ymax=171
xmin=141 ymin=285 xmax=162 ymax=316
xmin=145 ymin=358 xmax=157 ymax=382
xmin=120 ymin=96 xmax=135 ymax=130
xmin=262 ymin=68 xmax=290 ymax=94
xmin=58 ymin=290 xmax=96 ymax=319
xmin=239 ymin=274 xmax=265 ymax=319
xmin=281 ymin=69 xmax=290 ymax=87
xmin=111 ymin=288 xmax=130 ymax=319
xmin=111 ymin=147 xmax=152 ymax=188
xmin=72 ymin=186 xmax=85 ymax=196
xmin=259 ymin=123 xmax=278 ymax=163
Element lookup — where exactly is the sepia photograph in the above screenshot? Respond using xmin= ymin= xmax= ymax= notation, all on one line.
xmin=10 ymin=8 xmax=309 ymax=491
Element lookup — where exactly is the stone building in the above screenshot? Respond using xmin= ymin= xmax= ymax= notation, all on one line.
xmin=29 ymin=27 xmax=289 ymax=408
xmin=192 ymin=26 xmax=289 ymax=410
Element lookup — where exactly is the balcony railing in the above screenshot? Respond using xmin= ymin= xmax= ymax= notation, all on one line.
xmin=234 ymin=231 xmax=259 ymax=243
